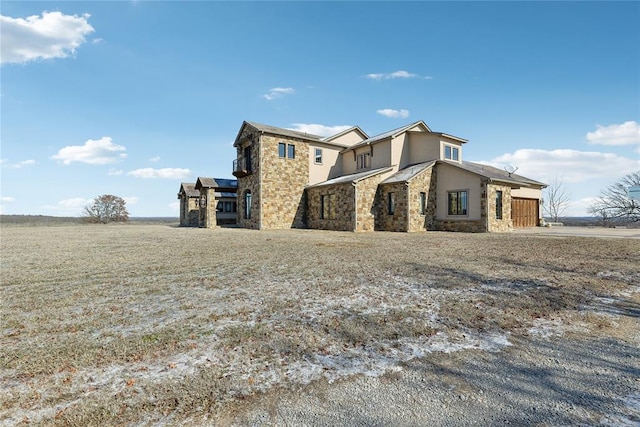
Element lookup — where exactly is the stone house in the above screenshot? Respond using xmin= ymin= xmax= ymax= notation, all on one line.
xmin=232 ymin=120 xmax=545 ymax=232
xmin=178 ymin=178 xmax=238 ymax=228
xmin=177 ymin=183 xmax=200 ymax=227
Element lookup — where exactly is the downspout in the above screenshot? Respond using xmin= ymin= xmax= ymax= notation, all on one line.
xmin=484 ymin=178 xmax=492 ymax=232
xmin=352 ymin=181 xmax=358 ymax=232
xmin=405 ymin=181 xmax=411 ymax=232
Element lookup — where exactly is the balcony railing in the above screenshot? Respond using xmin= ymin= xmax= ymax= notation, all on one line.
xmin=232 ymin=158 xmax=252 ymax=178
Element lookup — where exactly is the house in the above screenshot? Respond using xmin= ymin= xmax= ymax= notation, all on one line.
xmin=178 ymin=178 xmax=238 ymax=228
xmin=177 ymin=183 xmax=200 ymax=227
xmin=232 ymin=120 xmax=545 ymax=232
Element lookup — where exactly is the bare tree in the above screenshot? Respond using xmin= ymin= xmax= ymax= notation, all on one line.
xmin=82 ymin=194 xmax=129 ymax=224
xmin=588 ymin=171 xmax=640 ymax=226
xmin=543 ymin=177 xmax=571 ymax=222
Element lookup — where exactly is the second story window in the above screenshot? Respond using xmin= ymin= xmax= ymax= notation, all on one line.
xmin=357 ymin=153 xmax=371 ymax=170
xmin=288 ymin=144 xmax=295 ymax=159
xmin=278 ymin=143 xmax=286 ymax=158
xmin=444 ymin=145 xmax=459 ymax=161
xmin=315 ymin=148 xmax=323 ymax=164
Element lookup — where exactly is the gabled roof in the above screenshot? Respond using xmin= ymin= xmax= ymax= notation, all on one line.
xmin=321 ymin=126 xmax=369 ymax=146
xmin=194 ymin=177 xmax=238 ymax=190
xmin=448 ymin=161 xmax=547 ymax=188
xmin=381 ymin=161 xmax=437 ymax=184
xmin=307 ymin=166 xmax=394 ymax=188
xmin=178 ymin=183 xmax=199 ymax=198
xmin=342 ymin=120 xmax=431 ymax=152
xmin=234 ymin=121 xmax=324 ymax=147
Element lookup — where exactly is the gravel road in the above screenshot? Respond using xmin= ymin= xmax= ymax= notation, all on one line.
xmin=223 ymin=336 xmax=640 ymax=426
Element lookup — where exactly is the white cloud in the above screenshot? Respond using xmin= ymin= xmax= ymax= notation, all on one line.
xmin=485 ymin=148 xmax=640 ymax=183
xmin=377 ymin=109 xmax=409 ymax=119
xmin=1 ymin=11 xmax=95 ymax=64
xmin=1 ymin=196 xmax=16 ymax=203
xmin=0 ymin=159 xmax=37 ymax=168
xmin=149 ymin=155 xmax=161 ymax=162
xmin=108 ymin=168 xmax=124 ymax=176
xmin=586 ymin=121 xmax=640 ymax=146
xmin=288 ymin=123 xmax=353 ymax=137
xmin=127 ymin=168 xmax=191 ymax=179
xmin=42 ymin=197 xmax=93 ymax=215
xmin=52 ymin=137 xmax=127 ymax=165
xmin=365 ymin=70 xmax=424 ymax=80
xmin=123 ymin=196 xmax=139 ymax=205
xmin=263 ymin=87 xmax=294 ymax=100
xmin=168 ymin=201 xmax=180 ymax=211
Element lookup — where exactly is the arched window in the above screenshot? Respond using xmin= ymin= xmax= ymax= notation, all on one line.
xmin=244 ymin=190 xmax=252 ymax=219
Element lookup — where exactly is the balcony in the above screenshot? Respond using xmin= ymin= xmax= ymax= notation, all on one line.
xmin=233 ymin=158 xmax=252 ymax=178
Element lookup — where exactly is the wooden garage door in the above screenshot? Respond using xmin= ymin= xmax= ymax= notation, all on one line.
xmin=511 ymin=198 xmax=539 ymax=228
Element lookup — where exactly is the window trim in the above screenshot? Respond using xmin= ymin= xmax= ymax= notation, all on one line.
xmin=444 ymin=145 xmax=459 ymax=161
xmin=287 ymin=144 xmax=295 ymax=159
xmin=315 ymin=148 xmax=323 ymax=164
xmin=357 ymin=152 xmax=371 ymax=170
xmin=320 ymin=194 xmax=335 ymax=220
xmin=419 ymin=191 xmax=427 ymax=215
xmin=244 ymin=190 xmax=252 ymax=219
xmin=388 ymin=192 xmax=395 ymax=215
xmin=278 ymin=142 xmax=286 ymax=158
xmin=447 ymin=190 xmax=468 ymax=216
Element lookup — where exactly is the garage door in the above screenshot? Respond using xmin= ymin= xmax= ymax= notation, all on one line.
xmin=511 ymin=198 xmax=539 ymax=228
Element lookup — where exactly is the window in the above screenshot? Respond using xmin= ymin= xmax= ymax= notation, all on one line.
xmin=244 ymin=190 xmax=252 ymax=219
xmin=223 ymin=201 xmax=236 ymax=213
xmin=244 ymin=146 xmax=252 ymax=171
xmin=388 ymin=192 xmax=395 ymax=215
xmin=320 ymin=194 xmax=335 ymax=219
xmin=278 ymin=142 xmax=286 ymax=158
xmin=496 ymin=190 xmax=503 ymax=219
xmin=288 ymin=144 xmax=295 ymax=159
xmin=315 ymin=148 xmax=323 ymax=164
xmin=357 ymin=153 xmax=371 ymax=170
xmin=448 ymin=190 xmax=468 ymax=215
xmin=444 ymin=145 xmax=459 ymax=161
xmin=420 ymin=192 xmax=427 ymax=215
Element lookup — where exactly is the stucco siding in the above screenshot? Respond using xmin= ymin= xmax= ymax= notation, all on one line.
xmin=435 ymin=163 xmax=483 ymax=221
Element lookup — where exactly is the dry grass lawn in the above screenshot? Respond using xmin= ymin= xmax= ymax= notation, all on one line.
xmin=1 ymin=224 xmax=638 ymax=426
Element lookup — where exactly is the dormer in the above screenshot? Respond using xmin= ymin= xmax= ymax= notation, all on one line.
xmin=435 ymin=133 xmax=467 ymax=163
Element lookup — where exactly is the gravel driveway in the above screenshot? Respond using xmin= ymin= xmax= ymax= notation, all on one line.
xmin=226 ymin=336 xmax=640 ymax=426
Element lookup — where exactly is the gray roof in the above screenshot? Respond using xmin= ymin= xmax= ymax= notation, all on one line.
xmin=214 ymin=191 xmax=237 ymax=198
xmin=307 ymin=166 xmax=393 ymax=188
xmin=345 ymin=121 xmax=430 ymax=152
xmin=244 ymin=121 xmax=324 ymax=142
xmin=454 ymin=161 xmax=547 ymax=188
xmin=381 ymin=161 xmax=437 ymax=184
xmin=178 ymin=183 xmax=199 ymax=198
xmin=195 ymin=177 xmax=238 ymax=190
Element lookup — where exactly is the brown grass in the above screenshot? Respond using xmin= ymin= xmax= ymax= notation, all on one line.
xmin=1 ymin=224 xmax=638 ymax=426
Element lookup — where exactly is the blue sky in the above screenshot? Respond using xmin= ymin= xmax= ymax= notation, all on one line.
xmin=1 ymin=1 xmax=639 ymax=217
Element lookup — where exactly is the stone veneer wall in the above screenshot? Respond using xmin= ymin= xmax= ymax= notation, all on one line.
xmin=307 ymin=183 xmax=356 ymax=231
xmin=236 ymin=129 xmax=261 ymax=229
xmin=433 ymin=219 xmax=485 ymax=233
xmin=355 ymin=173 xmax=386 ymax=232
xmin=179 ymin=197 xmax=199 ymax=227
xmin=407 ymin=167 xmax=437 ymax=232
xmin=486 ymin=184 xmax=513 ymax=232
xmin=199 ymin=188 xmax=216 ymax=229
xmin=260 ymin=135 xmax=309 ymax=229
xmin=376 ymin=182 xmax=408 ymax=232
